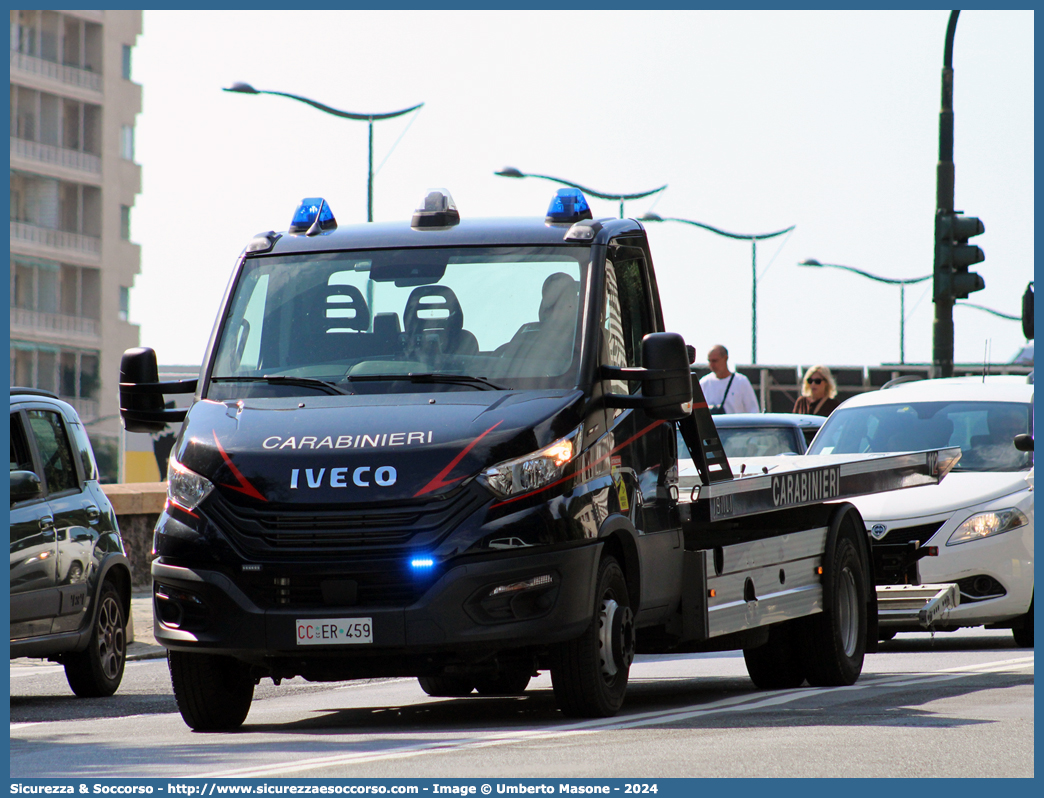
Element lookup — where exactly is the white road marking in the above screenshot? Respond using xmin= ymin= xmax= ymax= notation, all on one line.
xmin=203 ymin=653 xmax=1033 ymax=778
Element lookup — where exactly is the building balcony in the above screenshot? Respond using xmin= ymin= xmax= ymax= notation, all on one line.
xmin=10 ymin=50 xmax=103 ymax=94
xmin=10 ymin=307 xmax=100 ymax=341
xmin=11 ymin=137 xmax=102 ymax=178
xmin=10 ymin=221 xmax=101 ymax=261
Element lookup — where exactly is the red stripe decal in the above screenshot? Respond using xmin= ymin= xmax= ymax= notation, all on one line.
xmin=414 ymin=421 xmax=503 ymax=497
xmin=213 ymin=432 xmax=268 ymax=502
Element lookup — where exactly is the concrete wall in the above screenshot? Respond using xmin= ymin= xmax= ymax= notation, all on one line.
xmin=102 ymin=481 xmax=163 ymax=588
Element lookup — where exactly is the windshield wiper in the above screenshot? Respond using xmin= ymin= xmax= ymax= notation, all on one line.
xmin=211 ymin=375 xmax=350 ymax=396
xmin=344 ymin=373 xmax=504 ymax=391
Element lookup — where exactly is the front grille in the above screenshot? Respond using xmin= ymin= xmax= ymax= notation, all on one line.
xmin=205 ymin=482 xmax=488 ymax=560
xmin=876 ymin=521 xmax=945 ymax=546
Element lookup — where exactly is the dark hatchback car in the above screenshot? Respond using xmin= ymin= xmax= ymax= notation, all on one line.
xmin=10 ymin=388 xmax=132 ymax=696
xmin=678 ymin=412 xmax=825 ymax=461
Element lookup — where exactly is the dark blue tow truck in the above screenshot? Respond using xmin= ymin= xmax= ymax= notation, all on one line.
xmin=120 ymin=189 xmax=958 ymax=730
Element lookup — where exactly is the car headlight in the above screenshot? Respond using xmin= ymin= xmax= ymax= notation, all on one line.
xmin=946 ymin=508 xmax=1028 ymax=546
xmin=168 ymin=456 xmax=214 ymax=511
xmin=480 ymin=427 xmax=581 ymax=499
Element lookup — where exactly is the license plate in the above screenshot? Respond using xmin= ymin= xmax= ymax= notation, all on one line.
xmin=296 ymin=618 xmax=373 ymax=646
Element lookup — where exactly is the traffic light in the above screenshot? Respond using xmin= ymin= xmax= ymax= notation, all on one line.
xmin=1022 ymin=282 xmax=1034 ymax=340
xmin=934 ymin=211 xmax=985 ymax=302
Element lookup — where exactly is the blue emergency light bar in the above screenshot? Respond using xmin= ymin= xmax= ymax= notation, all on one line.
xmin=410 ymin=557 xmax=435 ymax=570
xmin=289 ymin=198 xmax=337 ymax=234
xmin=546 ymin=188 xmax=592 ymax=224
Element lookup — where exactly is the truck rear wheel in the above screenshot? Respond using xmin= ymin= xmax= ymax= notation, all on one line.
xmin=417 ymin=675 xmax=474 ymax=697
xmin=474 ymin=668 xmax=532 ymax=696
xmin=743 ymin=620 xmax=806 ymax=689
xmin=803 ymin=534 xmax=867 ymax=686
xmin=169 ymin=651 xmax=254 ymax=731
xmin=551 ymin=555 xmax=634 ymax=718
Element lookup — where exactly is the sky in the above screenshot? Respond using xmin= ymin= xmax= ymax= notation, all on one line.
xmin=130 ymin=9 xmax=1034 ymax=369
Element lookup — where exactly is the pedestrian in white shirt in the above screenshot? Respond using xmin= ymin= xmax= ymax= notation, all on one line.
xmin=699 ymin=344 xmax=760 ymax=414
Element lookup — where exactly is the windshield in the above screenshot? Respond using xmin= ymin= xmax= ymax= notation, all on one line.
xmin=808 ymin=400 xmax=1033 ymax=472
xmin=208 ymin=246 xmax=589 ymax=398
xmin=678 ymin=426 xmax=803 ymax=459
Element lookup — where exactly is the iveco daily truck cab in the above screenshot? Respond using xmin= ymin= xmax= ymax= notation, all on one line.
xmin=121 ymin=190 xmax=957 ymax=730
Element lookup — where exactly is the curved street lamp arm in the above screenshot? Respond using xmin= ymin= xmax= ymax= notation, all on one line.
xmin=802 ymin=260 xmax=931 ymax=286
xmin=518 ymin=172 xmax=667 ymax=202
xmin=956 ymin=302 xmax=1020 ymax=321
xmin=648 ymin=215 xmax=794 ymax=241
xmin=257 ymin=89 xmax=423 ymax=121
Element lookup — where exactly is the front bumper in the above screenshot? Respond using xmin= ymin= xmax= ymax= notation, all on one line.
xmin=151 ymin=542 xmax=600 ymax=672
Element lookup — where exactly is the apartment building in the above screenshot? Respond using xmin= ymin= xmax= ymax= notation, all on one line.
xmin=10 ymin=10 xmax=142 ymax=480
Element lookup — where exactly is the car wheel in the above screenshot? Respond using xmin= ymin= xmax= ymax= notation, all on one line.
xmin=1012 ymin=595 xmax=1033 ymax=648
xmin=63 ymin=581 xmax=126 ymax=698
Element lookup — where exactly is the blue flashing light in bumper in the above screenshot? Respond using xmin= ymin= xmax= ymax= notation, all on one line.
xmin=410 ymin=557 xmax=435 ymax=570
xmin=545 ymin=188 xmax=592 ymax=224
xmin=289 ymin=198 xmax=337 ymax=234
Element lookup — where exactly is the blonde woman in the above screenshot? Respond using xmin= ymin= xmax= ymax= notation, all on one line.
xmin=793 ymin=365 xmax=840 ymax=416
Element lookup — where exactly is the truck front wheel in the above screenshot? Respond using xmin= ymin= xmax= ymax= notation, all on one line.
xmin=551 ymin=555 xmax=634 ymax=717
xmin=169 ymin=651 xmax=255 ymax=731
xmin=802 ymin=535 xmax=867 ymax=686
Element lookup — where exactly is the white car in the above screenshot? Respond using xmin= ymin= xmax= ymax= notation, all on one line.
xmin=807 ymin=376 xmax=1034 ymax=646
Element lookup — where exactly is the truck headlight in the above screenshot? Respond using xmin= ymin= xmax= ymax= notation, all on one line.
xmin=480 ymin=427 xmax=581 ymax=499
xmin=168 ymin=456 xmax=214 ymax=511
xmin=946 ymin=508 xmax=1028 ymax=546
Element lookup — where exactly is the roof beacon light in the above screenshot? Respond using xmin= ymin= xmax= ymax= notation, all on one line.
xmin=546 ymin=188 xmax=592 ymax=225
xmin=412 ymin=189 xmax=460 ymax=229
xmin=289 ymin=198 xmax=337 ymax=235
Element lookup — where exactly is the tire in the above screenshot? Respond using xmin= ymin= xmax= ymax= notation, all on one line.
xmin=550 ymin=555 xmax=634 ymax=718
xmin=1012 ymin=595 xmax=1033 ymax=648
xmin=168 ymin=651 xmax=255 ymax=731
xmin=743 ymin=620 xmax=806 ymax=689
xmin=64 ymin=581 xmax=126 ymax=698
xmin=417 ymin=675 xmax=474 ymax=697
xmin=802 ymin=535 xmax=868 ymax=687
xmin=474 ymin=667 xmax=532 ymax=696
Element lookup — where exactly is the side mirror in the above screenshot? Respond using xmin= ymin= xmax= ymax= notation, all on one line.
xmin=1014 ymin=433 xmax=1034 ymax=452
xmin=602 ymin=332 xmax=694 ymax=421
xmin=120 ymin=347 xmax=197 ymax=433
xmin=10 ymin=470 xmax=43 ymax=505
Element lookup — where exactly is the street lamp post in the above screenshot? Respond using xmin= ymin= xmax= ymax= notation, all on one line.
xmin=641 ymin=213 xmax=795 ymax=364
xmin=495 ymin=167 xmax=667 ymax=219
xmin=223 ymin=82 xmax=423 ymax=222
xmin=799 ymin=259 xmax=931 ymax=364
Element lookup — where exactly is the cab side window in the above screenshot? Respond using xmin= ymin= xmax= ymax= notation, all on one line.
xmin=26 ymin=410 xmax=78 ymax=495
xmin=603 ymin=247 xmax=653 ymax=394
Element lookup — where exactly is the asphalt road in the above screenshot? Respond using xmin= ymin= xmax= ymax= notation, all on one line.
xmin=10 ymin=627 xmax=1033 ymax=779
